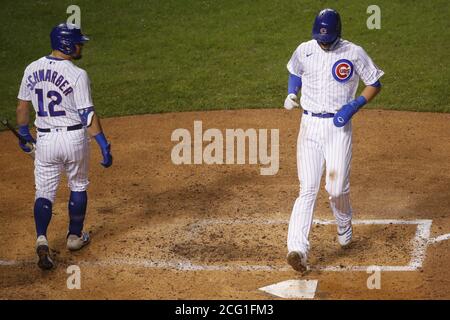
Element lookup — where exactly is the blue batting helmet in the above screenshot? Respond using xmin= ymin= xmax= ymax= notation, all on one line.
xmin=50 ymin=23 xmax=89 ymax=55
xmin=312 ymin=9 xmax=341 ymax=44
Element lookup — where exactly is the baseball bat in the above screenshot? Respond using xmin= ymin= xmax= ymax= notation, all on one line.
xmin=1 ymin=119 xmax=35 ymax=159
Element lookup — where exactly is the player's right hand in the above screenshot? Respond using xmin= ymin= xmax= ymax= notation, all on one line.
xmin=18 ymin=125 xmax=36 ymax=153
xmin=100 ymin=143 xmax=113 ymax=168
xmin=284 ymin=93 xmax=299 ymax=110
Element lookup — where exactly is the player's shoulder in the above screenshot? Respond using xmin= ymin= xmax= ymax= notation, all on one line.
xmin=302 ymin=39 xmax=317 ymax=46
xmin=339 ymin=39 xmax=367 ymax=55
xmin=296 ymin=39 xmax=316 ymax=51
xmin=23 ymin=56 xmax=47 ymax=71
xmin=292 ymin=39 xmax=316 ymax=56
xmin=64 ymin=62 xmax=89 ymax=83
xmin=73 ymin=64 xmax=88 ymax=76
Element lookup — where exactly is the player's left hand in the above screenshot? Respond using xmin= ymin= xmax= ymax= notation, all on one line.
xmin=333 ymin=96 xmax=367 ymax=127
xmin=100 ymin=143 xmax=113 ymax=168
xmin=333 ymin=103 xmax=357 ymax=127
xmin=18 ymin=125 xmax=36 ymax=153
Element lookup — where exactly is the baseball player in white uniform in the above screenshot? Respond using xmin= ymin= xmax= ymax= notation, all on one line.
xmin=284 ymin=9 xmax=384 ymax=272
xmin=16 ymin=23 xmax=113 ymax=270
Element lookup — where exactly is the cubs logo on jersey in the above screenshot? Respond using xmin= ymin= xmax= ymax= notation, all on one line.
xmin=332 ymin=59 xmax=353 ymax=82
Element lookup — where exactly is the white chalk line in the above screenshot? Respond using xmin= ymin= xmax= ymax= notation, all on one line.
xmin=0 ymin=260 xmax=20 ymax=266
xmin=194 ymin=218 xmax=432 ymax=226
xmin=193 ymin=218 xmax=433 ymax=271
xmin=0 ymin=219 xmax=438 ymax=272
xmin=428 ymin=233 xmax=450 ymax=244
xmin=0 ymin=258 xmax=418 ymax=272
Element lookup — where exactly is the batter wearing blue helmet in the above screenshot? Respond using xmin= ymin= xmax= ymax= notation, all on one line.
xmin=312 ymin=8 xmax=342 ymax=50
xmin=16 ymin=23 xmax=113 ymax=269
xmin=50 ymin=23 xmax=90 ymax=59
xmin=284 ymin=9 xmax=384 ymax=272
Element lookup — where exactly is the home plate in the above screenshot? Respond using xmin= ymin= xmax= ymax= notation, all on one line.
xmin=259 ymin=279 xmax=318 ymax=299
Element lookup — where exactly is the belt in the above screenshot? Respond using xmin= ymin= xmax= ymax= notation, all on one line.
xmin=303 ymin=110 xmax=335 ymax=118
xmin=37 ymin=123 xmax=83 ymax=133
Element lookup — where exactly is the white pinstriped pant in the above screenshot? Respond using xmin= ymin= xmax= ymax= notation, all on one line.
xmin=34 ymin=129 xmax=90 ymax=203
xmin=287 ymin=113 xmax=353 ymax=254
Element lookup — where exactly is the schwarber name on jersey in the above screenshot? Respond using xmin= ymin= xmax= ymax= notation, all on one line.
xmin=18 ymin=56 xmax=93 ymax=128
xmin=287 ymin=39 xmax=384 ymax=113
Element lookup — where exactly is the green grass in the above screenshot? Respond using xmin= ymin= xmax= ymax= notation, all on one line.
xmin=1 ymin=0 xmax=449 ymax=125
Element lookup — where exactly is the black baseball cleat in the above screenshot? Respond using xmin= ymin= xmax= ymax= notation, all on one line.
xmin=287 ymin=251 xmax=308 ymax=273
xmin=36 ymin=235 xmax=54 ymax=270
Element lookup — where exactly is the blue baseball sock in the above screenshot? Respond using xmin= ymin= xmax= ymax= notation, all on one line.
xmin=68 ymin=191 xmax=87 ymax=237
xmin=34 ymin=198 xmax=53 ymax=237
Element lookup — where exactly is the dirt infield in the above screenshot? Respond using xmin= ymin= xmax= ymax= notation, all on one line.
xmin=1 ymin=108 xmax=449 ymax=299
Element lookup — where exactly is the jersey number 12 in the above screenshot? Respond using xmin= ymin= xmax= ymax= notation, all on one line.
xmin=35 ymin=89 xmax=66 ymax=117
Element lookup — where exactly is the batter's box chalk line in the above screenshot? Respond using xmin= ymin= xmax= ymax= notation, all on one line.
xmin=0 ymin=218 xmax=445 ymax=272
xmin=187 ymin=218 xmax=433 ymax=272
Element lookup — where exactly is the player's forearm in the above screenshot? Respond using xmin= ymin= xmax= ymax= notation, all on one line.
xmin=288 ymin=73 xmax=302 ymax=95
xmin=86 ymin=113 xmax=103 ymax=137
xmin=16 ymin=100 xmax=30 ymax=126
xmin=360 ymin=85 xmax=381 ymax=103
xmin=333 ymin=82 xmax=382 ymax=127
xmin=87 ymin=113 xmax=111 ymax=163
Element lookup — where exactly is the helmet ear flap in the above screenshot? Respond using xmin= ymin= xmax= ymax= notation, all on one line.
xmin=59 ymin=38 xmax=76 ymax=55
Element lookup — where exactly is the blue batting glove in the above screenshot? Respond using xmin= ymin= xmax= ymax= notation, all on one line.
xmin=94 ymin=132 xmax=113 ymax=168
xmin=333 ymin=104 xmax=357 ymax=127
xmin=18 ymin=125 xmax=36 ymax=153
xmin=333 ymin=96 xmax=367 ymax=127
xmin=100 ymin=143 xmax=113 ymax=168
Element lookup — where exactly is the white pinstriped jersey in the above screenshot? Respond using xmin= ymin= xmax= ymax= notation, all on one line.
xmin=287 ymin=39 xmax=384 ymax=113
xmin=18 ymin=56 xmax=93 ymax=128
